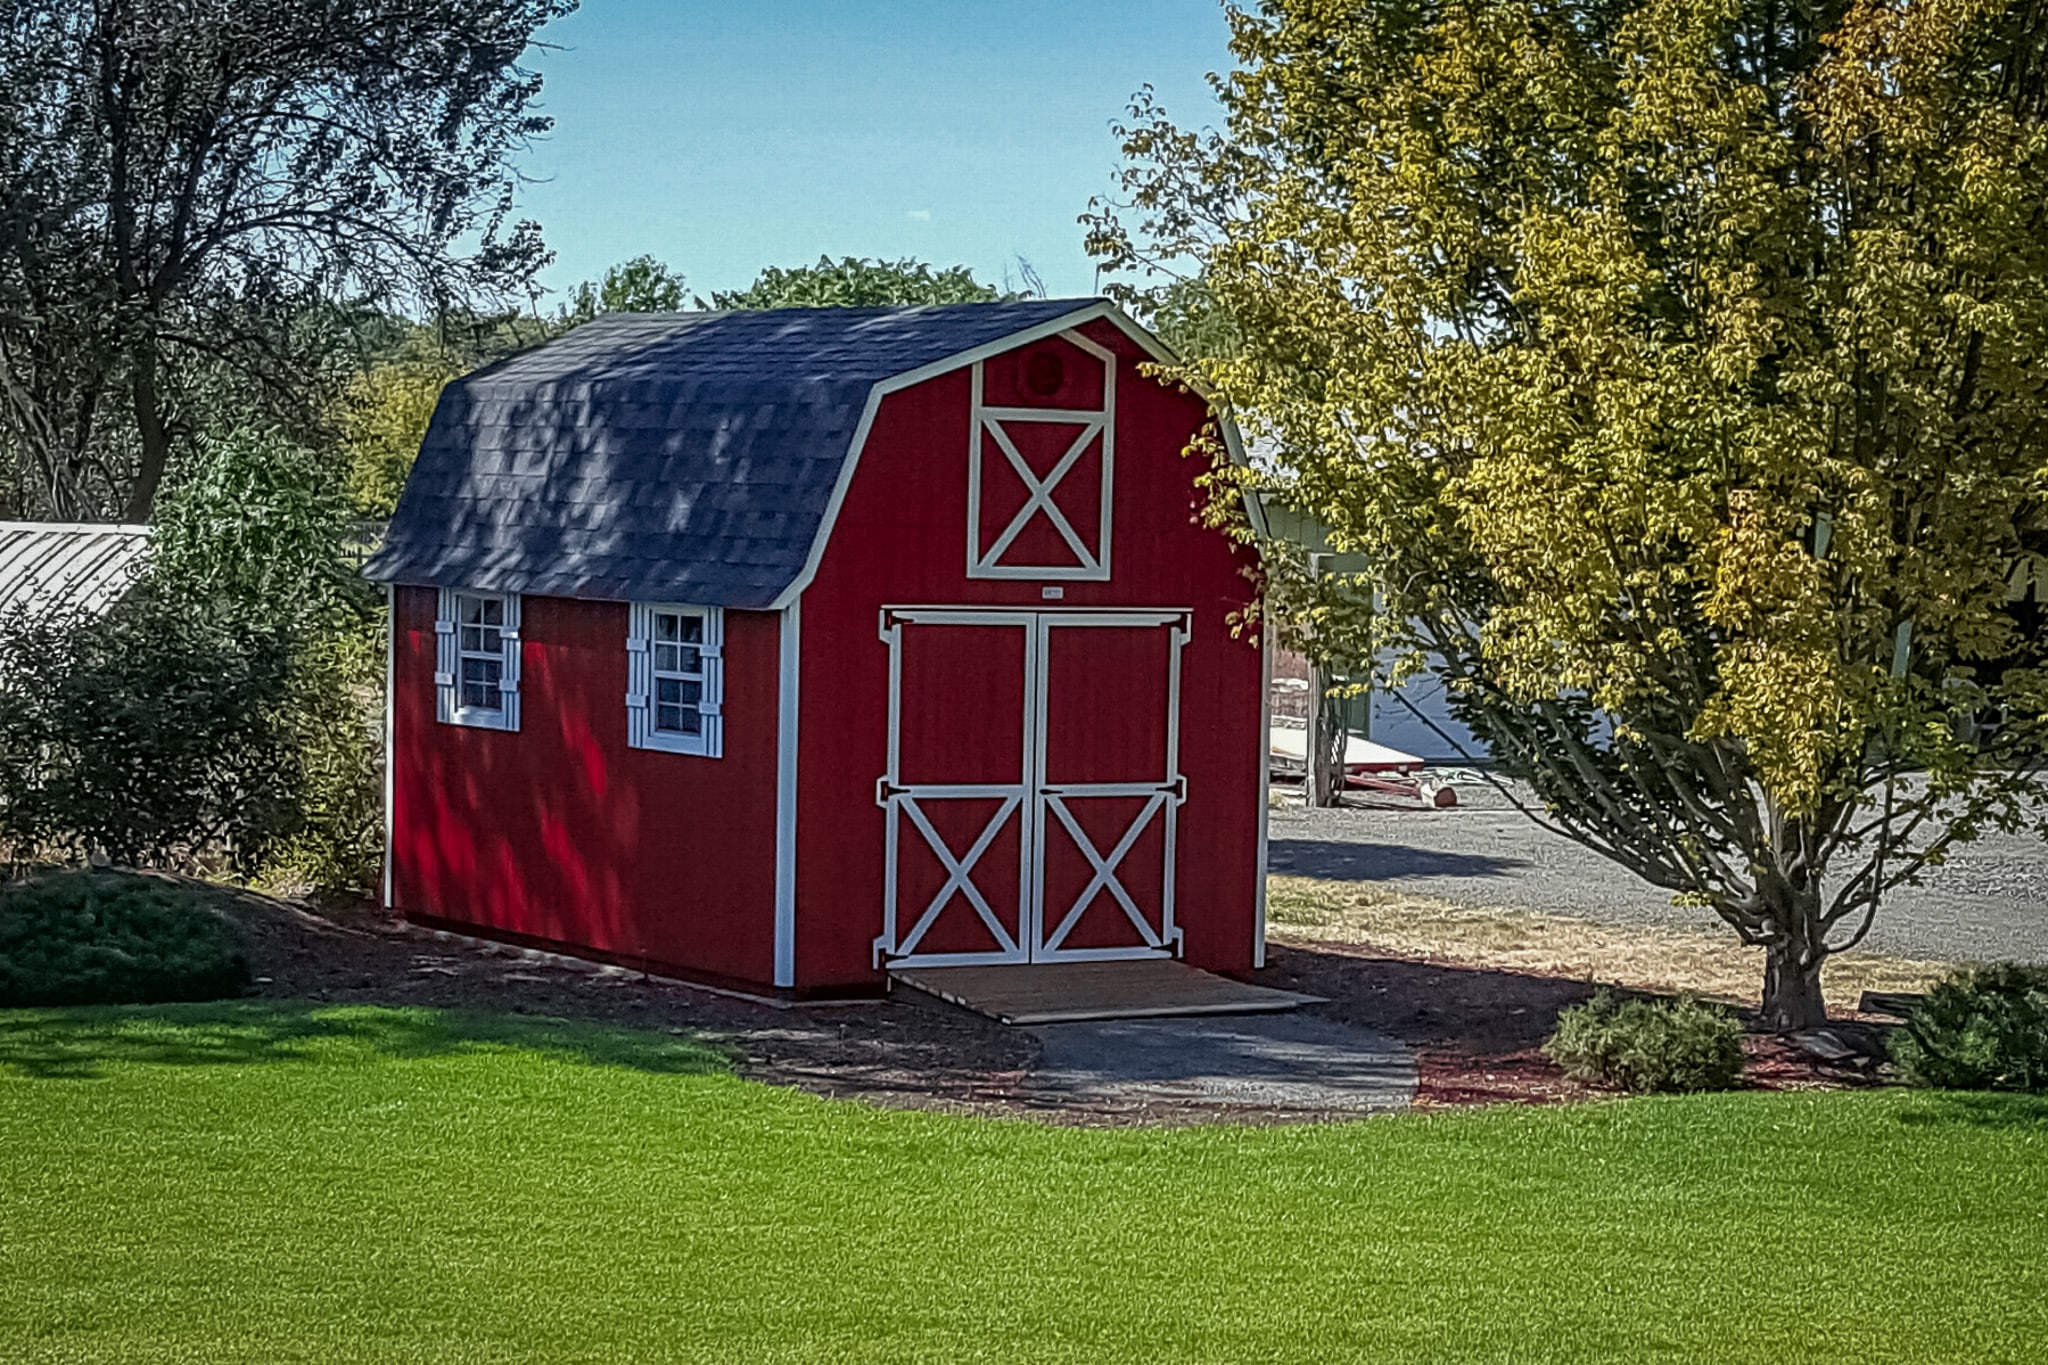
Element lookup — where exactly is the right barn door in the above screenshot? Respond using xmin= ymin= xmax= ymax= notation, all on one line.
xmin=1030 ymin=612 xmax=1188 ymax=960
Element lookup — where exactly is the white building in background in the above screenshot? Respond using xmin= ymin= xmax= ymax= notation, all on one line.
xmin=0 ymin=522 xmax=152 ymax=618
xmin=1270 ymin=643 xmax=1489 ymax=766
xmin=1362 ymin=658 xmax=1487 ymax=765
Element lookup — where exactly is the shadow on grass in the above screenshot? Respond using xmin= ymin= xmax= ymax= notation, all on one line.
xmin=0 ymin=1001 xmax=733 ymax=1081
xmin=1894 ymin=1091 xmax=2048 ymax=1129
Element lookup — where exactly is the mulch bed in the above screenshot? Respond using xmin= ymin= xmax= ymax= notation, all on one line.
xmin=1256 ymin=940 xmax=1892 ymax=1108
xmin=222 ymin=893 xmax=1890 ymax=1122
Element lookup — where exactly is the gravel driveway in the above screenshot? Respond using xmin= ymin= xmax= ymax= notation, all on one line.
xmin=1270 ymin=781 xmax=2048 ymax=965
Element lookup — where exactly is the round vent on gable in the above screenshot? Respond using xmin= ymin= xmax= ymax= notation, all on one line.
xmin=1024 ymin=350 xmax=1066 ymax=398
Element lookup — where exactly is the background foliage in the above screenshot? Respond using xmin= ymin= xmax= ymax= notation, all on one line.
xmin=708 ymin=255 xmax=1011 ymax=309
xmin=0 ymin=0 xmax=574 ymax=522
xmin=0 ymin=427 xmax=380 ymax=889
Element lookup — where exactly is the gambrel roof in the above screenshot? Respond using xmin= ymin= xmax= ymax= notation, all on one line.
xmin=0 ymin=522 xmax=151 ymax=618
xmin=363 ymin=299 xmax=1140 ymax=609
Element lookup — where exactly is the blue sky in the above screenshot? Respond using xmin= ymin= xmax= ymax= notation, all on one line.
xmin=515 ymin=1 xmax=1234 ymax=304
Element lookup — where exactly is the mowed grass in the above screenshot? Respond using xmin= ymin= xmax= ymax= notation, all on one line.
xmin=1 ymin=1004 xmax=2044 ymax=1364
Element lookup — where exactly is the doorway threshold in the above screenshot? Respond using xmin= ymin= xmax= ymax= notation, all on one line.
xmin=888 ymin=958 xmax=1324 ymax=1026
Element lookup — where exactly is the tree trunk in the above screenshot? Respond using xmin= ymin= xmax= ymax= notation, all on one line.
xmin=1753 ymin=850 xmax=1831 ymax=1031
xmin=1760 ymin=939 xmax=1827 ymax=1031
xmin=122 ymin=341 xmax=170 ymax=524
xmin=1307 ymin=660 xmax=1345 ymax=807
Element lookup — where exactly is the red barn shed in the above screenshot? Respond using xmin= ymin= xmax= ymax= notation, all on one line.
xmin=365 ymin=299 xmax=1269 ymax=997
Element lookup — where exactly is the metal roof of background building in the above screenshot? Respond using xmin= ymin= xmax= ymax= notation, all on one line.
xmin=361 ymin=299 xmax=1113 ymax=609
xmin=0 ymin=522 xmax=151 ymax=618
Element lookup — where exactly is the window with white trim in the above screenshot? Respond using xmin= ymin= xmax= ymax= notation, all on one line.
xmin=434 ymin=588 xmax=521 ymax=731
xmin=626 ymin=603 xmax=723 ymax=757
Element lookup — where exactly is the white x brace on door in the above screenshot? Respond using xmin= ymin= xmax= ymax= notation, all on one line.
xmin=875 ymin=607 xmax=1190 ymax=967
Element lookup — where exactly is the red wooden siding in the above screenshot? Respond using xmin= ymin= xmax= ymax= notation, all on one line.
xmin=791 ymin=321 xmax=1264 ymax=989
xmin=390 ymin=588 xmax=781 ymax=985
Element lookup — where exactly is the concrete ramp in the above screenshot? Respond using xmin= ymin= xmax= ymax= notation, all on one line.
xmin=888 ymin=958 xmax=1323 ymax=1025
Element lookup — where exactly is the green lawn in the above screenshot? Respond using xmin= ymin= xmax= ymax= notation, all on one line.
xmin=1 ymin=1004 xmax=2044 ymax=1364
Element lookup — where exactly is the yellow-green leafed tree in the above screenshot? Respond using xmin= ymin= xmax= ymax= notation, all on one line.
xmin=336 ymin=356 xmax=460 ymax=519
xmin=1090 ymin=0 xmax=2048 ymax=1028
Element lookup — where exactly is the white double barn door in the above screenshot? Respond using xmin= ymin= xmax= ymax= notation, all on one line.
xmin=875 ymin=607 xmax=1189 ymax=967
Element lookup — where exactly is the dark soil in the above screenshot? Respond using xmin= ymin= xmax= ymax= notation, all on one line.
xmin=217 ymin=892 xmax=1887 ymax=1122
xmin=1258 ymin=940 xmax=1893 ymax=1106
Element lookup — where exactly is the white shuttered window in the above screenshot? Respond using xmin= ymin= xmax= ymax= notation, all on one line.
xmin=435 ymin=588 xmax=521 ymax=731
xmin=626 ymin=603 xmax=723 ymax=757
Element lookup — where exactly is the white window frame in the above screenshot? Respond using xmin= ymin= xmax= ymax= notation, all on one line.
xmin=626 ymin=602 xmax=724 ymax=757
xmin=434 ymin=588 xmax=521 ymax=731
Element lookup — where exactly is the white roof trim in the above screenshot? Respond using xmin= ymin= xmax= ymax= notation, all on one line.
xmin=0 ymin=520 xmax=151 ymax=536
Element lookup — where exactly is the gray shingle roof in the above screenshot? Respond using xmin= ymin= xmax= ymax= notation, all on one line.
xmin=362 ymin=299 xmax=1108 ymax=608
xmin=0 ymin=522 xmax=151 ymax=618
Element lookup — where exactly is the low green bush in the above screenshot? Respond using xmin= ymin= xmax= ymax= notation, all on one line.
xmin=0 ymin=871 xmax=252 ymax=1007
xmin=1890 ymin=964 xmax=2048 ymax=1093
xmin=1544 ymin=990 xmax=1746 ymax=1093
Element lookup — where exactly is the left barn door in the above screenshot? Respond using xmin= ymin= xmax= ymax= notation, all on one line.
xmin=875 ymin=612 xmax=1035 ymax=964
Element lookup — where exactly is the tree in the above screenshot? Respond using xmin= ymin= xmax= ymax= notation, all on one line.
xmin=1088 ymin=0 xmax=2048 ymax=1028
xmin=0 ymin=598 xmax=299 ymax=871
xmin=560 ymin=255 xmax=689 ymax=326
xmin=0 ymin=0 xmax=575 ymax=523
xmin=710 ymin=256 xmax=1003 ymax=309
xmin=0 ymin=425 xmax=375 ymax=876
xmin=336 ymin=356 xmax=460 ymax=520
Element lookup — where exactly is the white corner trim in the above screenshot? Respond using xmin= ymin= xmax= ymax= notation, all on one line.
xmin=1255 ymin=614 xmax=1272 ymax=969
xmin=383 ymin=583 xmax=396 ymax=913
xmin=772 ymin=596 xmax=801 ymax=988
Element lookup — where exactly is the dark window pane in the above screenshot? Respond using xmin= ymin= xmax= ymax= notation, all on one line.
xmin=460 ymin=657 xmax=501 ymax=710
xmin=666 ymin=706 xmax=701 ymax=735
